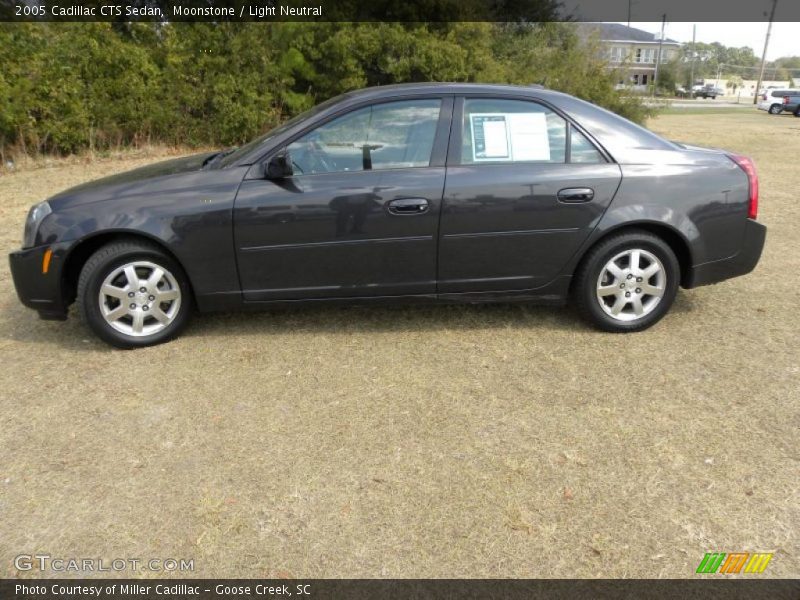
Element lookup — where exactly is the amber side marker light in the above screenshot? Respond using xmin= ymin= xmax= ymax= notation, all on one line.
xmin=42 ymin=248 xmax=53 ymax=274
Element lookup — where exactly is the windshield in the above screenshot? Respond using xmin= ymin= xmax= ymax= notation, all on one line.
xmin=219 ymin=93 xmax=349 ymax=167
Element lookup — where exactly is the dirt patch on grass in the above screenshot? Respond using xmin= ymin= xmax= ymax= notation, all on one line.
xmin=0 ymin=113 xmax=797 ymax=578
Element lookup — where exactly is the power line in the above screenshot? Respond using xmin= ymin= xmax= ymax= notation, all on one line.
xmin=717 ymin=62 xmax=800 ymax=73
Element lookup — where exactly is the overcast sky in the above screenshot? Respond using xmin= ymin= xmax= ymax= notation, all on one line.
xmin=620 ymin=22 xmax=799 ymax=61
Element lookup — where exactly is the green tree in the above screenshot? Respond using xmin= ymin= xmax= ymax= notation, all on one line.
xmin=0 ymin=21 xmax=656 ymax=157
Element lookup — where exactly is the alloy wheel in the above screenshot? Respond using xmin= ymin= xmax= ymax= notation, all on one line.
xmin=595 ymin=248 xmax=666 ymax=322
xmin=97 ymin=261 xmax=182 ymax=337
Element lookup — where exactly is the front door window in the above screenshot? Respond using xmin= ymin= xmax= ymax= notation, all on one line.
xmin=286 ymin=99 xmax=442 ymax=175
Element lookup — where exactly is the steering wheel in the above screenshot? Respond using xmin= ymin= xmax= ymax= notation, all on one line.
xmin=304 ymin=138 xmax=337 ymax=173
xmin=289 ymin=133 xmax=345 ymax=174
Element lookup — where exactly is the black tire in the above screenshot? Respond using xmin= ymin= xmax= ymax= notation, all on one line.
xmin=573 ymin=231 xmax=680 ymax=333
xmin=77 ymin=239 xmax=193 ymax=348
xmin=768 ymin=104 xmax=782 ymax=114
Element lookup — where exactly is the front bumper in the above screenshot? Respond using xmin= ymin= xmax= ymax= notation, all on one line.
xmin=686 ymin=219 xmax=767 ymax=288
xmin=9 ymin=242 xmax=73 ymax=320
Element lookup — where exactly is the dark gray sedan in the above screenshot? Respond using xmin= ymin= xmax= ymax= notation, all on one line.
xmin=9 ymin=83 xmax=766 ymax=348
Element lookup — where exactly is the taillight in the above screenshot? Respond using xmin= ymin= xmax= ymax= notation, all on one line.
xmin=784 ymin=96 xmax=790 ymax=104
xmin=762 ymin=93 xmax=768 ymax=100
xmin=728 ymin=154 xmax=759 ymax=219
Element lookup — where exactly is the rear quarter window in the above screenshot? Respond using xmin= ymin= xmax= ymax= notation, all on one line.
xmin=570 ymin=129 xmax=605 ymax=163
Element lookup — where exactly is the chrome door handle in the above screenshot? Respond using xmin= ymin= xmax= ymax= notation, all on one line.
xmin=387 ymin=198 xmax=429 ymax=215
xmin=557 ymin=188 xmax=594 ymax=202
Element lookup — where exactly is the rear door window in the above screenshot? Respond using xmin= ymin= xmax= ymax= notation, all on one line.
xmin=461 ymin=98 xmax=567 ymax=164
xmin=459 ymin=98 xmax=605 ymax=165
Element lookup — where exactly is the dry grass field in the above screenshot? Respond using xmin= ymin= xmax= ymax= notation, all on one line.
xmin=0 ymin=112 xmax=797 ymax=578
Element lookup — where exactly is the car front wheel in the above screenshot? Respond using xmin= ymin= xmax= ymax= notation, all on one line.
xmin=77 ymin=240 xmax=192 ymax=348
xmin=574 ymin=231 xmax=680 ymax=332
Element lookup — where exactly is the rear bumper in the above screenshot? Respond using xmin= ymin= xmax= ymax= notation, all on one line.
xmin=685 ymin=219 xmax=766 ymax=288
xmin=8 ymin=242 xmax=72 ymax=320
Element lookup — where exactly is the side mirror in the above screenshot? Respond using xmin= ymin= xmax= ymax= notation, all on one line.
xmin=265 ymin=151 xmax=293 ymax=179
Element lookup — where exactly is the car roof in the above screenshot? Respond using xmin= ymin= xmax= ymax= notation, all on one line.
xmin=339 ymin=82 xmax=560 ymax=101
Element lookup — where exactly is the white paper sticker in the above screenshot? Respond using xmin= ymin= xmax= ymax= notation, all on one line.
xmin=508 ymin=112 xmax=550 ymax=161
xmin=470 ymin=112 xmax=550 ymax=162
xmin=470 ymin=115 xmax=510 ymax=160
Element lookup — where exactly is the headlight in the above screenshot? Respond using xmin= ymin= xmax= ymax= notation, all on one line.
xmin=22 ymin=201 xmax=52 ymax=249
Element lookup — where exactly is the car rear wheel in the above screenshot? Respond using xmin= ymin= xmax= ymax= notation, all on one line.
xmin=77 ymin=240 xmax=192 ymax=348
xmin=573 ymin=231 xmax=680 ymax=332
xmin=768 ymin=104 xmax=782 ymax=114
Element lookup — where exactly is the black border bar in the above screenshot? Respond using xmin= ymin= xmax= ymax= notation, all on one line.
xmin=2 ymin=0 xmax=800 ymax=22
xmin=2 ymin=579 xmax=800 ymax=600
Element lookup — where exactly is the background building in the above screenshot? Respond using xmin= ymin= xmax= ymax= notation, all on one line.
xmin=581 ymin=23 xmax=682 ymax=91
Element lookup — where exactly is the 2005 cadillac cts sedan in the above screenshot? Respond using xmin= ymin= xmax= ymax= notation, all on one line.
xmin=10 ymin=83 xmax=766 ymax=348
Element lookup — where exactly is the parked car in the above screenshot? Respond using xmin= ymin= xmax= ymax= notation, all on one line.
xmin=693 ymin=85 xmax=724 ymax=99
xmin=780 ymin=92 xmax=800 ymax=116
xmin=758 ymin=88 xmax=800 ymax=114
xmin=9 ymin=83 xmax=766 ymax=348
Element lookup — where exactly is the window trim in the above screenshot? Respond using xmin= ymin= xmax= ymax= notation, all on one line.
xmin=259 ymin=95 xmax=454 ymax=178
xmin=566 ymin=121 xmax=572 ymax=163
xmin=447 ymin=94 xmax=610 ymax=167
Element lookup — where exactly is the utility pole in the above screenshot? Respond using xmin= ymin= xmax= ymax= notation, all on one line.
xmin=627 ymin=0 xmax=632 ymax=27
xmin=689 ymin=24 xmax=696 ymax=89
xmin=754 ymin=0 xmax=778 ymax=104
xmin=653 ymin=14 xmax=666 ymax=95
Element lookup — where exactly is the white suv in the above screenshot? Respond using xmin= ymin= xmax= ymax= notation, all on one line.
xmin=758 ymin=89 xmax=800 ymax=114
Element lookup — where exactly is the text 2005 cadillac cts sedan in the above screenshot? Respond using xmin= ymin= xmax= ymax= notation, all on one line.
xmin=10 ymin=83 xmax=766 ymax=348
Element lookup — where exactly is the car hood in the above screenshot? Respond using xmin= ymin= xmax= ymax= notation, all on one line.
xmin=47 ymin=151 xmax=218 ymax=210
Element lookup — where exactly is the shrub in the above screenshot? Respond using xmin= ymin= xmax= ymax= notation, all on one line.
xmin=0 ymin=22 xmax=655 ymax=156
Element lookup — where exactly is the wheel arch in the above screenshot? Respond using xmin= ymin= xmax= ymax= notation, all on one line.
xmin=572 ymin=221 xmax=694 ymax=289
xmin=62 ymin=231 xmax=195 ymax=308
